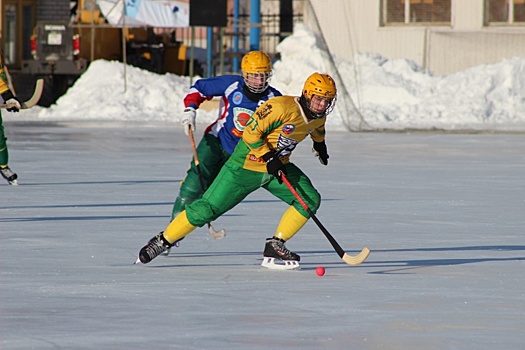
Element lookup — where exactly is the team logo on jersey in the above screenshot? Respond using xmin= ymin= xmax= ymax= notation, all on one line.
xmin=232 ymin=92 xmax=243 ymax=105
xmin=255 ymin=103 xmax=273 ymax=120
xmin=231 ymin=107 xmax=254 ymax=137
xmin=248 ymin=154 xmax=265 ymax=163
xmin=282 ymin=124 xmax=295 ymax=135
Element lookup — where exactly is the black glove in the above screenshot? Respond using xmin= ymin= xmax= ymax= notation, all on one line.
xmin=312 ymin=141 xmax=329 ymax=165
xmin=1 ymin=90 xmax=22 ymax=113
xmin=262 ymin=151 xmax=287 ymax=184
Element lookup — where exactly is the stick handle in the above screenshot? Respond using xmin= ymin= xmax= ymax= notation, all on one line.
xmin=188 ymin=127 xmax=206 ymax=193
xmin=188 ymin=128 xmax=200 ymax=166
xmin=187 ymin=127 xmax=223 ymax=235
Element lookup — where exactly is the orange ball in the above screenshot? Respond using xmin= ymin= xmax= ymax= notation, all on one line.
xmin=316 ymin=266 xmax=325 ymax=276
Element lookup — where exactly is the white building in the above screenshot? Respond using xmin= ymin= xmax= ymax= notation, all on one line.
xmin=304 ymin=0 xmax=525 ymax=75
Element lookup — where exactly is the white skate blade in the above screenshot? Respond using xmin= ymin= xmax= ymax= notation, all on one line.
xmin=8 ymin=179 xmax=18 ymax=185
xmin=261 ymin=257 xmax=300 ymax=270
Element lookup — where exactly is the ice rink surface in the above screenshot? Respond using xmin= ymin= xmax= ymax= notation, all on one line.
xmin=1 ymin=122 xmax=524 ymax=349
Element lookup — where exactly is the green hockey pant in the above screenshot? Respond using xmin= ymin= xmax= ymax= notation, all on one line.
xmin=185 ymin=161 xmax=321 ymax=227
xmin=0 ymin=112 xmax=8 ymax=166
xmin=171 ymin=134 xmax=230 ymax=219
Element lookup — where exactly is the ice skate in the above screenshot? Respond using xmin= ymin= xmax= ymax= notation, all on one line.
xmin=0 ymin=166 xmax=18 ymax=185
xmin=136 ymin=232 xmax=172 ymax=264
xmin=261 ymin=237 xmax=300 ymax=270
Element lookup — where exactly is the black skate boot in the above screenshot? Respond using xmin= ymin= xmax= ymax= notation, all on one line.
xmin=261 ymin=237 xmax=300 ymax=270
xmin=1 ymin=166 xmax=18 ymax=185
xmin=136 ymin=232 xmax=173 ymax=264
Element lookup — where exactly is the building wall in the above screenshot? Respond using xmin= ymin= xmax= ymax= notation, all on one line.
xmin=306 ymin=0 xmax=525 ymax=75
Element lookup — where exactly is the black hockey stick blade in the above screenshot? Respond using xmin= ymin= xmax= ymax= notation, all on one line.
xmin=280 ymin=171 xmax=370 ymax=266
xmin=0 ymin=79 xmax=44 ymax=110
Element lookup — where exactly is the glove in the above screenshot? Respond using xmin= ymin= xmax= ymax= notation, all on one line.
xmin=180 ymin=107 xmax=196 ymax=136
xmin=312 ymin=140 xmax=329 ymax=165
xmin=262 ymin=151 xmax=287 ymax=184
xmin=1 ymin=90 xmax=22 ymax=113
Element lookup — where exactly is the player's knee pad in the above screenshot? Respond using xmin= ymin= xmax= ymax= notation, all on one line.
xmin=185 ymin=198 xmax=222 ymax=227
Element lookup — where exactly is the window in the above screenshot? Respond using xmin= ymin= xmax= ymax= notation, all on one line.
xmin=382 ymin=0 xmax=451 ymax=25
xmin=22 ymin=5 xmax=35 ymax=60
xmin=486 ymin=0 xmax=525 ymax=24
xmin=3 ymin=0 xmax=36 ymax=68
xmin=4 ymin=5 xmax=17 ymax=64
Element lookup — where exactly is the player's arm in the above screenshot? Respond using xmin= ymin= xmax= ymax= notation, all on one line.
xmin=0 ymin=59 xmax=21 ymax=112
xmin=310 ymin=124 xmax=329 ymax=165
xmin=243 ymin=101 xmax=286 ymax=158
xmin=244 ymin=100 xmax=292 ymax=182
xmin=0 ymin=57 xmax=12 ymax=95
xmin=183 ymin=76 xmax=238 ymax=108
xmin=181 ymin=76 xmax=239 ymax=135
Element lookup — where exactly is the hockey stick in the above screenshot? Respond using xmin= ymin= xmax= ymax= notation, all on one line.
xmin=188 ymin=127 xmax=226 ymax=240
xmin=279 ymin=171 xmax=370 ymax=266
xmin=0 ymin=79 xmax=44 ymax=109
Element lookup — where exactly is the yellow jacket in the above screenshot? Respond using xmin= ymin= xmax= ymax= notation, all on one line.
xmin=0 ymin=53 xmax=10 ymax=95
xmin=229 ymin=95 xmax=326 ymax=172
xmin=0 ymin=64 xmax=9 ymax=94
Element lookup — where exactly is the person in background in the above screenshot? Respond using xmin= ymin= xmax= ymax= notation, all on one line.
xmin=0 ymin=49 xmax=22 ymax=185
xmin=172 ymin=50 xmax=281 ymax=220
xmin=137 ymin=72 xmax=336 ymax=270
xmin=163 ymin=51 xmax=282 ymax=253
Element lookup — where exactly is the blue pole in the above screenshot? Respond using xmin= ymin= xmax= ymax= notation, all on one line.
xmin=207 ymin=27 xmax=213 ymax=77
xmin=233 ymin=0 xmax=240 ymax=73
xmin=250 ymin=0 xmax=260 ymax=51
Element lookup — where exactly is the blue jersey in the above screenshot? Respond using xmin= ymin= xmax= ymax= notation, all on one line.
xmin=184 ymin=75 xmax=281 ymax=154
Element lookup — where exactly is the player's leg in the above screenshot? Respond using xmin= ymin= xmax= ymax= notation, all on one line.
xmin=261 ymin=164 xmax=320 ymax=267
xmin=139 ymin=162 xmax=262 ymax=264
xmin=170 ymin=134 xmax=229 ymax=220
xmin=0 ymin=113 xmax=17 ymax=184
xmin=0 ymin=113 xmax=8 ymax=166
xmin=184 ymin=162 xmax=263 ymax=228
xmin=265 ymin=163 xmax=321 ymax=235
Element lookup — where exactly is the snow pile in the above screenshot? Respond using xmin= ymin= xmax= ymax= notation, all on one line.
xmin=7 ymin=24 xmax=525 ymax=131
xmin=348 ymin=53 xmax=525 ymax=130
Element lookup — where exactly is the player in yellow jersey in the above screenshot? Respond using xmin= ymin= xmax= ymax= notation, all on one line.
xmin=137 ymin=72 xmax=337 ymax=270
xmin=0 ymin=49 xmax=22 ymax=185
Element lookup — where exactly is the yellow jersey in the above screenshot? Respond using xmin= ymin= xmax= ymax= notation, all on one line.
xmin=0 ymin=52 xmax=10 ymax=95
xmin=229 ymin=95 xmax=326 ymax=172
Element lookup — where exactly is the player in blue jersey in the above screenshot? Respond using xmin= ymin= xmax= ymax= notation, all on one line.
xmin=171 ymin=51 xmax=281 ymax=222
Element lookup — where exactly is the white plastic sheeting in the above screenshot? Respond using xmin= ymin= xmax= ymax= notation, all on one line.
xmin=97 ymin=0 xmax=189 ymax=28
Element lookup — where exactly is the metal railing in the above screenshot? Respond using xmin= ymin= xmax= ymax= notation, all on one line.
xmin=171 ymin=13 xmax=303 ymax=76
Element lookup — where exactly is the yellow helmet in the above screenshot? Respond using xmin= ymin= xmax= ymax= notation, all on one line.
xmin=302 ymin=73 xmax=337 ymax=100
xmin=300 ymin=73 xmax=337 ymax=119
xmin=241 ymin=51 xmax=273 ymax=93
